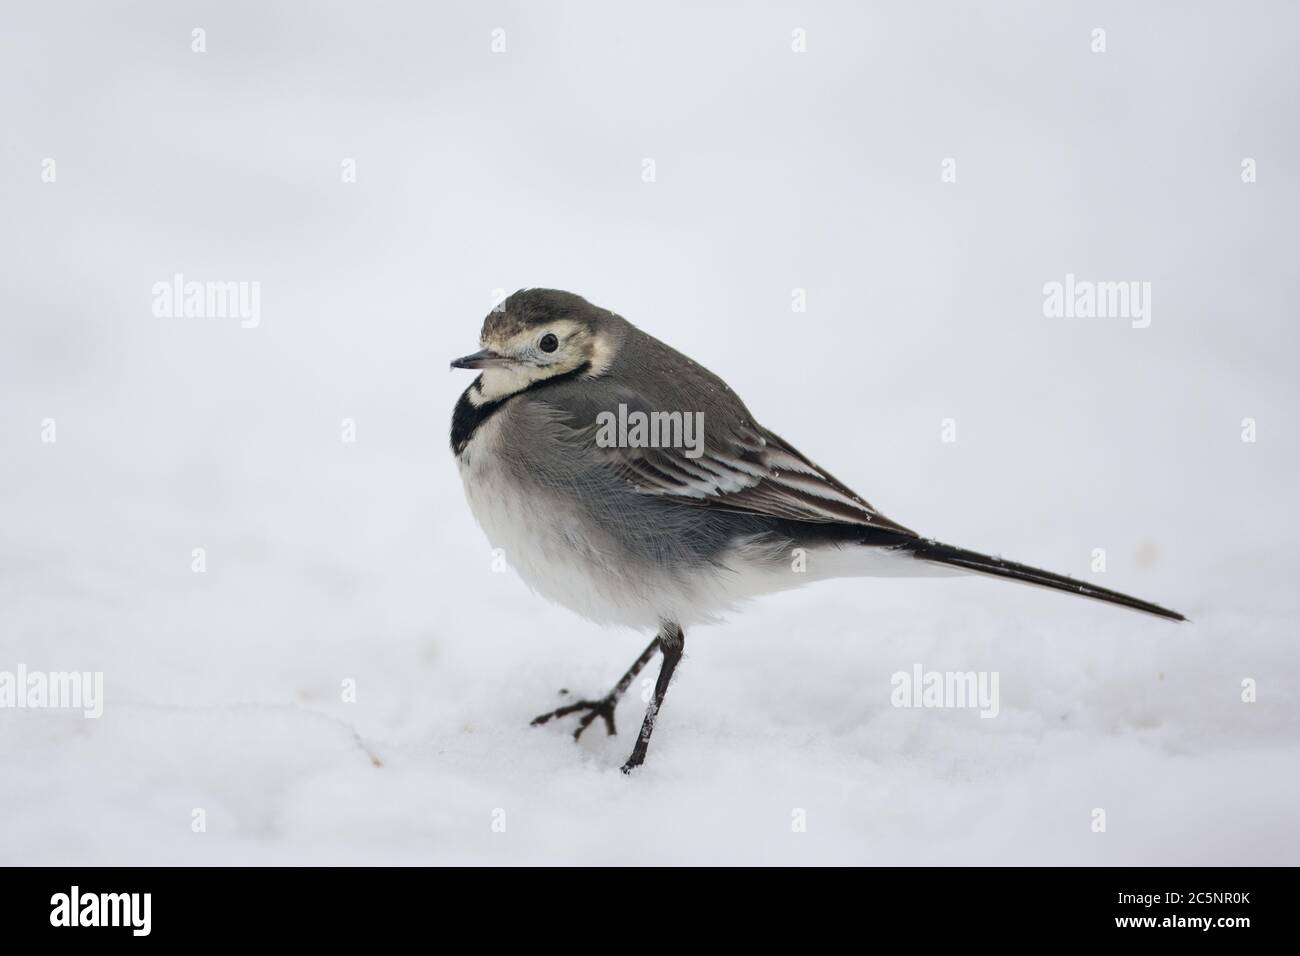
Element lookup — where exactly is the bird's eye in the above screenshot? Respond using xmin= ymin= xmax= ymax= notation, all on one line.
xmin=539 ymin=333 xmax=559 ymax=353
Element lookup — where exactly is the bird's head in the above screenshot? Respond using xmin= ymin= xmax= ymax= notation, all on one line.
xmin=451 ymin=289 xmax=620 ymax=403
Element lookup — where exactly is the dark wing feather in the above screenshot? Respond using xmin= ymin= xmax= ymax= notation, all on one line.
xmin=599 ymin=420 xmax=917 ymax=536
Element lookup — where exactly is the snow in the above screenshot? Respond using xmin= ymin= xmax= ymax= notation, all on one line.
xmin=2 ymin=1 xmax=1298 ymax=865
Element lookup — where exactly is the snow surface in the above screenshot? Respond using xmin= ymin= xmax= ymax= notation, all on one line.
xmin=2 ymin=1 xmax=1298 ymax=865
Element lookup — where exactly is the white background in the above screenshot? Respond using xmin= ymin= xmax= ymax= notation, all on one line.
xmin=2 ymin=1 xmax=1297 ymax=864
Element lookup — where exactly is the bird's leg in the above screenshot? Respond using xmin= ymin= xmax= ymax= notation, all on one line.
xmin=530 ymin=637 xmax=660 ymax=740
xmin=621 ymin=623 xmax=685 ymax=773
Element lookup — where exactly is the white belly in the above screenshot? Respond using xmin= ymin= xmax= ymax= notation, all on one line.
xmin=456 ymin=415 xmax=947 ymax=631
xmin=457 ymin=415 xmax=678 ymax=629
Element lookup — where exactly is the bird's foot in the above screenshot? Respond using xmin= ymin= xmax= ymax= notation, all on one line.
xmin=530 ymin=692 xmax=618 ymax=740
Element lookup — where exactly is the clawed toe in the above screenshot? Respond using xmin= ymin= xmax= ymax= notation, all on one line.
xmin=530 ymin=695 xmax=618 ymax=740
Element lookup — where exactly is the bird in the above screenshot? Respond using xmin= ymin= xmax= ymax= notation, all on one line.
xmin=450 ymin=289 xmax=1184 ymax=772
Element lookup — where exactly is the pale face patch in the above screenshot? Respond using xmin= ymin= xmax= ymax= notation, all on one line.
xmin=474 ymin=318 xmax=615 ymax=403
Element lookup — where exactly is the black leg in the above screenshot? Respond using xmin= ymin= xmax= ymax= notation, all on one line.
xmin=621 ymin=623 xmax=685 ymax=773
xmin=531 ymin=637 xmax=660 ymax=739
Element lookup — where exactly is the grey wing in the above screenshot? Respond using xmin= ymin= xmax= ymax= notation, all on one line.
xmin=613 ymin=423 xmax=917 ymax=535
xmin=537 ymin=376 xmax=918 ymax=537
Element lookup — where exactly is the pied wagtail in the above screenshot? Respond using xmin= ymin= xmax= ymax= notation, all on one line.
xmin=451 ymin=289 xmax=1184 ymax=772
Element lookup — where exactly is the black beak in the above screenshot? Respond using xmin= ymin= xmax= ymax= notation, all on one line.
xmin=450 ymin=348 xmax=510 ymax=370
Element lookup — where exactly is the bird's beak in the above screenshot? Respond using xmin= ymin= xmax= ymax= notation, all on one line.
xmin=450 ymin=348 xmax=511 ymax=370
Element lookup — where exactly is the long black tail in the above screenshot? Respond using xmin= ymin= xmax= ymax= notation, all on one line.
xmin=897 ymin=538 xmax=1186 ymax=622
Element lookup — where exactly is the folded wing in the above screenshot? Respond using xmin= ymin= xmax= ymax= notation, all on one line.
xmin=598 ymin=414 xmax=917 ymax=536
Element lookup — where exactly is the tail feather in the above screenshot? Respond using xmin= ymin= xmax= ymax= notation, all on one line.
xmin=897 ymin=538 xmax=1186 ymax=622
